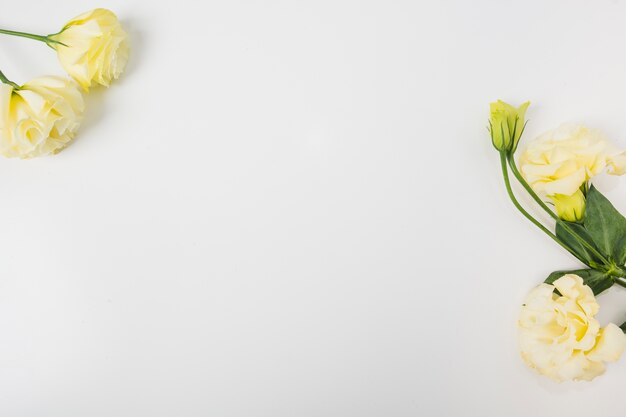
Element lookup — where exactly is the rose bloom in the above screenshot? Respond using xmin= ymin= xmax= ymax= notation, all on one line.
xmin=49 ymin=8 xmax=130 ymax=90
xmin=519 ymin=124 xmax=626 ymax=221
xmin=518 ymin=274 xmax=626 ymax=382
xmin=0 ymin=76 xmax=84 ymax=158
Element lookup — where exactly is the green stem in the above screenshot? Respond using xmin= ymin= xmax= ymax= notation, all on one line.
xmin=499 ymin=152 xmax=589 ymax=266
xmin=610 ymin=265 xmax=626 ymax=278
xmin=0 ymin=28 xmax=64 ymax=49
xmin=613 ymin=276 xmax=626 ymax=289
xmin=507 ymin=154 xmax=611 ymax=266
xmin=0 ymin=69 xmax=19 ymax=89
xmin=0 ymin=28 xmax=49 ymax=43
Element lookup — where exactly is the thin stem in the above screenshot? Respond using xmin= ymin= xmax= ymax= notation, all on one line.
xmin=0 ymin=69 xmax=19 ymax=89
xmin=506 ymin=156 xmax=560 ymax=219
xmin=499 ymin=152 xmax=589 ymax=265
xmin=0 ymin=28 xmax=49 ymax=43
xmin=613 ymin=276 xmax=626 ymax=289
xmin=507 ymin=154 xmax=611 ymax=266
xmin=0 ymin=28 xmax=64 ymax=49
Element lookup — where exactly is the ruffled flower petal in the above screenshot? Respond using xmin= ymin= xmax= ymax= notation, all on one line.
xmin=518 ymin=274 xmax=625 ymax=382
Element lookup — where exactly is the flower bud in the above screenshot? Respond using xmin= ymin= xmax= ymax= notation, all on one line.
xmin=552 ymin=190 xmax=586 ymax=222
xmin=489 ymin=100 xmax=530 ymax=152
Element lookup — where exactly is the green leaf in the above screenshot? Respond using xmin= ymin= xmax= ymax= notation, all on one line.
xmin=555 ymin=221 xmax=602 ymax=265
xmin=545 ymin=268 xmax=614 ymax=295
xmin=616 ymin=235 xmax=626 ymax=266
xmin=584 ymin=186 xmax=626 ymax=265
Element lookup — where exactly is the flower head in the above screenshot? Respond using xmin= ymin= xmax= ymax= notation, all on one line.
xmin=518 ymin=274 xmax=626 ymax=382
xmin=49 ymin=8 xmax=129 ymax=90
xmin=519 ymin=124 xmax=626 ymax=220
xmin=489 ymin=100 xmax=530 ymax=152
xmin=0 ymin=76 xmax=84 ymax=158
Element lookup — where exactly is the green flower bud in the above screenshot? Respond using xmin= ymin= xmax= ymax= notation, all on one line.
xmin=489 ymin=100 xmax=530 ymax=152
xmin=552 ymin=190 xmax=586 ymax=222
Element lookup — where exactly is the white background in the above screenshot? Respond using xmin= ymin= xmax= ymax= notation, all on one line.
xmin=1 ymin=0 xmax=626 ymax=416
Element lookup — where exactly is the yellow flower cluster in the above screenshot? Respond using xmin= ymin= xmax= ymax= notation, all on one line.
xmin=488 ymin=100 xmax=626 ymax=383
xmin=0 ymin=9 xmax=129 ymax=158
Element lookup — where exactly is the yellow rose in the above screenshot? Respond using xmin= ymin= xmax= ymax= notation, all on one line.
xmin=0 ymin=76 xmax=84 ymax=158
xmin=519 ymin=124 xmax=626 ymax=220
xmin=49 ymin=8 xmax=129 ymax=90
xmin=518 ymin=274 xmax=626 ymax=382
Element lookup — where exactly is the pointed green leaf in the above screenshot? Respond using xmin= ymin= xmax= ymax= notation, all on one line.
xmin=545 ymin=268 xmax=614 ymax=295
xmin=584 ymin=186 xmax=626 ymax=264
xmin=555 ymin=221 xmax=602 ymax=264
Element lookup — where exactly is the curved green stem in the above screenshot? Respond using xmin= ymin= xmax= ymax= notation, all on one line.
xmin=0 ymin=70 xmax=19 ymax=89
xmin=499 ymin=152 xmax=589 ymax=265
xmin=507 ymin=154 xmax=611 ymax=266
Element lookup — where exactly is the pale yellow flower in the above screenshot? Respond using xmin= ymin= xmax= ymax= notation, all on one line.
xmin=518 ymin=274 xmax=626 ymax=382
xmin=49 ymin=8 xmax=129 ymax=90
xmin=0 ymin=76 xmax=84 ymax=158
xmin=519 ymin=124 xmax=626 ymax=220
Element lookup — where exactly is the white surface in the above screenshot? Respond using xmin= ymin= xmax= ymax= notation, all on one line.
xmin=1 ymin=0 xmax=626 ymax=415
